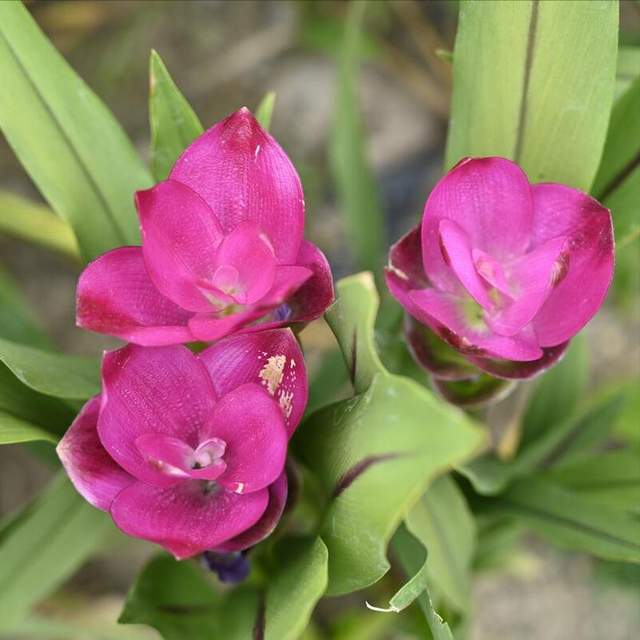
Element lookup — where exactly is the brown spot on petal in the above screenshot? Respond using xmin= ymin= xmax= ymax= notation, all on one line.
xmin=438 ymin=326 xmax=487 ymax=357
xmin=550 ymin=252 xmax=570 ymax=287
xmin=439 ymin=234 xmax=452 ymax=266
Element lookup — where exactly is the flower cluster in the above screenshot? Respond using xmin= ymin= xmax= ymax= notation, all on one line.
xmin=386 ymin=157 xmax=614 ymax=380
xmin=60 ymin=109 xmax=332 ymax=559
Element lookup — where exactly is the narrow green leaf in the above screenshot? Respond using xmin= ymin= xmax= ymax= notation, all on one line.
xmin=325 ymin=272 xmax=385 ymax=393
xmin=446 ymin=0 xmax=618 ymax=192
xmin=543 ymin=447 xmax=640 ymax=514
xmin=330 ymin=0 xmax=385 ymax=274
xmin=615 ymin=45 xmax=640 ymax=99
xmin=0 ymin=1 xmax=153 ymax=262
xmin=296 ymin=274 xmax=484 ymax=595
xmin=0 ymin=266 xmax=51 ymax=349
xmin=149 ymin=50 xmax=204 ymax=182
xmin=255 ymin=91 xmax=276 ymax=131
xmin=0 ymin=191 xmax=79 ymax=260
xmin=120 ymin=537 xmax=328 ymax=640
xmin=495 ymin=477 xmax=640 ymax=563
xmin=0 ymin=410 xmax=57 ymax=445
xmin=521 ymin=337 xmax=588 ymax=448
xmin=602 ymin=165 xmax=640 ymax=248
xmin=0 ymin=473 xmax=111 ymax=633
xmin=0 ymin=337 xmax=100 ymax=400
xmin=404 ymin=476 xmax=476 ymax=612
xmin=391 ymin=525 xmax=454 ymax=640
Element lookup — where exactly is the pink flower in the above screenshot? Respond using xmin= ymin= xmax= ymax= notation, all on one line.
xmin=57 ymin=329 xmax=306 ymax=559
xmin=386 ymin=157 xmax=614 ymax=380
xmin=77 ymin=108 xmax=333 ymax=346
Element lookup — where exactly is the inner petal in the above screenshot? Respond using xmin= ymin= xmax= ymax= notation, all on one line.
xmin=472 ymin=248 xmax=512 ymax=298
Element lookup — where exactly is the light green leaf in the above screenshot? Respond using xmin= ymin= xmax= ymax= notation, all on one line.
xmin=615 ymin=45 xmax=640 ymax=99
xmin=0 ymin=191 xmax=79 ymax=260
xmin=391 ymin=525 xmax=454 ymax=640
xmin=446 ymin=0 xmax=618 ymax=192
xmin=120 ymin=537 xmax=328 ymax=640
xmin=0 ymin=266 xmax=51 ymax=349
xmin=330 ymin=0 xmax=385 ymax=275
xmin=0 ymin=337 xmax=100 ymax=400
xmin=296 ymin=274 xmax=484 ymax=595
xmin=0 ymin=1 xmax=153 ymax=263
xmin=495 ymin=477 xmax=640 ymax=563
xmin=0 ymin=473 xmax=111 ymax=633
xmin=149 ymin=50 xmax=204 ymax=182
xmin=0 ymin=411 xmax=57 ymax=445
xmin=543 ymin=447 xmax=640 ymax=514
xmin=404 ymin=475 xmax=476 ymax=612
xmin=255 ymin=91 xmax=276 ymax=131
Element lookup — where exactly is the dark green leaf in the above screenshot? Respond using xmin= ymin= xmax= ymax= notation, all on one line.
xmin=120 ymin=537 xmax=328 ymax=640
xmin=330 ymin=0 xmax=385 ymax=274
xmin=446 ymin=0 xmax=618 ymax=191
xmin=0 ymin=473 xmax=111 ymax=633
xmin=0 ymin=337 xmax=100 ymax=400
xmin=494 ymin=477 xmax=640 ymax=563
xmin=0 ymin=411 xmax=57 ymax=445
xmin=0 ymin=1 xmax=153 ymax=262
xmin=149 ymin=50 xmax=203 ymax=182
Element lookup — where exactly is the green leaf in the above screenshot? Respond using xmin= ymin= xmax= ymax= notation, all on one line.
xmin=330 ymin=0 xmax=385 ymax=275
xmin=295 ymin=274 xmax=484 ymax=595
xmin=255 ymin=91 xmax=276 ymax=131
xmin=0 ymin=362 xmax=76 ymax=439
xmin=0 ymin=191 xmax=79 ymax=260
xmin=120 ymin=537 xmax=328 ymax=640
xmin=520 ymin=337 xmax=588 ymax=448
xmin=0 ymin=473 xmax=111 ymax=633
xmin=543 ymin=447 xmax=640 ymax=514
xmin=0 ymin=1 xmax=153 ymax=263
xmin=391 ymin=525 xmax=454 ymax=640
xmin=0 ymin=411 xmax=57 ymax=445
xmin=494 ymin=477 xmax=640 ymax=563
xmin=404 ymin=476 xmax=476 ymax=612
xmin=149 ymin=50 xmax=204 ymax=182
xmin=446 ymin=0 xmax=618 ymax=191
xmin=0 ymin=265 xmax=51 ymax=349
xmin=615 ymin=45 xmax=640 ymax=99
xmin=0 ymin=337 xmax=100 ymax=400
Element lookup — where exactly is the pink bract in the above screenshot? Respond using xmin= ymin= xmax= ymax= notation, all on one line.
xmin=386 ymin=157 xmax=614 ymax=380
xmin=77 ymin=108 xmax=334 ymax=346
xmin=57 ymin=329 xmax=307 ymax=559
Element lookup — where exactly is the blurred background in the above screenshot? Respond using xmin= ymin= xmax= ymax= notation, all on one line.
xmin=0 ymin=1 xmax=638 ymax=639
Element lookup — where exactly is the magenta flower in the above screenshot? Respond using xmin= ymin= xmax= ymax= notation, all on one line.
xmin=386 ymin=157 xmax=614 ymax=379
xmin=57 ymin=329 xmax=306 ymax=559
xmin=77 ymin=108 xmax=333 ymax=345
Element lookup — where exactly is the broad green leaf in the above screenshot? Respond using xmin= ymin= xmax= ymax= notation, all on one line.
xmin=149 ymin=50 xmax=203 ymax=182
xmin=0 ymin=191 xmax=79 ymax=260
xmin=0 ymin=337 xmax=100 ymax=400
xmin=0 ymin=473 xmax=111 ymax=633
xmin=494 ymin=477 xmax=640 ymax=563
xmin=0 ymin=1 xmax=153 ymax=262
xmin=446 ymin=0 xmax=618 ymax=192
xmin=391 ymin=525 xmax=454 ymax=640
xmin=0 ymin=265 xmax=51 ymax=349
xmin=543 ymin=447 xmax=640 ymax=514
xmin=404 ymin=476 xmax=476 ymax=612
xmin=330 ymin=0 xmax=385 ymax=275
xmin=296 ymin=274 xmax=484 ymax=595
xmin=520 ymin=337 xmax=588 ymax=448
xmin=0 ymin=362 xmax=76 ymax=439
xmin=255 ymin=91 xmax=276 ymax=131
xmin=120 ymin=537 xmax=328 ymax=640
xmin=0 ymin=411 xmax=57 ymax=445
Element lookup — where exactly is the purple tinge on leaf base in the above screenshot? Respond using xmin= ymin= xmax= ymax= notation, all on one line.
xmin=386 ymin=157 xmax=614 ymax=380
xmin=76 ymin=108 xmax=334 ymax=345
xmin=57 ymin=329 xmax=305 ymax=560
